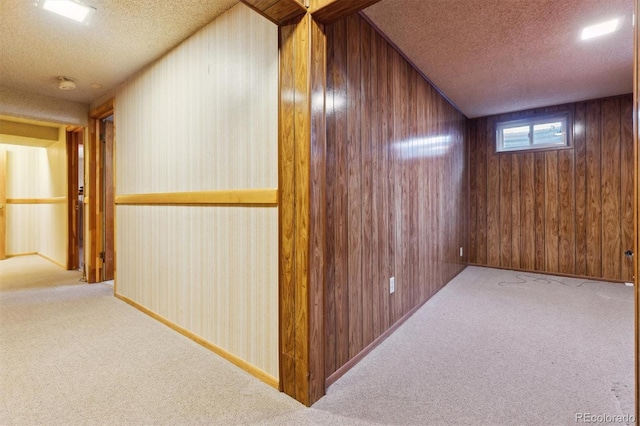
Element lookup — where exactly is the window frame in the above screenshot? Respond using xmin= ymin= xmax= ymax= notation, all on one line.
xmin=495 ymin=112 xmax=572 ymax=153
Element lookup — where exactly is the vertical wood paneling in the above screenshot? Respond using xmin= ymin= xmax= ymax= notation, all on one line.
xmin=499 ymin=153 xmax=511 ymax=266
xmin=307 ymin=15 xmax=327 ymax=404
xmin=331 ymin=17 xmax=349 ymax=371
xmin=359 ymin=17 xmax=373 ymax=348
xmin=534 ymin=152 xmax=546 ymax=270
xmin=476 ymin=118 xmax=488 ymax=264
xmin=486 ymin=120 xmax=500 ymax=266
xmin=601 ymin=97 xmax=621 ymax=279
xmin=558 ymin=147 xmax=575 ymax=274
xmin=325 ymin=13 xmax=466 ymax=379
xmin=346 ymin=14 xmax=363 ymax=358
xmin=468 ymin=120 xmax=477 ymax=264
xmin=324 ymin=21 xmax=337 ymax=379
xmin=620 ymin=95 xmax=634 ymax=281
xmin=520 ymin=153 xmax=535 ymax=270
xmin=469 ymin=94 xmax=633 ymax=282
xmin=574 ymin=102 xmax=588 ymax=276
xmin=586 ymin=101 xmax=602 ymax=277
xmin=510 ymin=155 xmax=521 ymax=268
xmin=369 ymin=26 xmax=381 ymax=341
xmin=544 ymin=151 xmax=559 ymax=273
xmin=378 ymin=35 xmax=391 ymax=334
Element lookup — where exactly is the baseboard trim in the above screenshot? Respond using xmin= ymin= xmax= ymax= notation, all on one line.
xmin=6 ymin=252 xmax=38 ymax=258
xmin=114 ymin=292 xmax=279 ymax=389
xmin=325 ymin=266 xmax=468 ymax=389
xmin=37 ymin=252 xmax=66 ymax=269
xmin=467 ymin=263 xmax=628 ymax=284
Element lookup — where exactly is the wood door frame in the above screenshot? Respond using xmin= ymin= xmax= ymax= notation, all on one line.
xmin=87 ymin=99 xmax=114 ymax=283
xmin=0 ymin=146 xmax=6 ymax=261
xmin=66 ymin=127 xmax=83 ymax=270
xmin=634 ymin=0 xmax=639 ymax=420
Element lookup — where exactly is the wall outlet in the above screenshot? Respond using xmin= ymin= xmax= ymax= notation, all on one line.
xmin=390 ymin=277 xmax=395 ymax=294
xmin=459 ymin=247 xmax=464 ymax=257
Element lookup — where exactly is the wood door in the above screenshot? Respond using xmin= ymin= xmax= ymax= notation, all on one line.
xmin=103 ymin=119 xmax=115 ymax=281
xmin=0 ymin=147 xmax=6 ymax=260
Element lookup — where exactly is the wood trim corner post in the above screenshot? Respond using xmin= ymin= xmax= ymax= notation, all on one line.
xmin=279 ymin=12 xmax=326 ymax=406
xmin=275 ymin=0 xmax=382 ymax=407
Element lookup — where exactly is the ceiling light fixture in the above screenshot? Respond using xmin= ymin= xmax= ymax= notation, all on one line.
xmin=40 ymin=0 xmax=94 ymax=23
xmin=581 ymin=18 xmax=620 ymax=40
xmin=58 ymin=76 xmax=77 ymax=90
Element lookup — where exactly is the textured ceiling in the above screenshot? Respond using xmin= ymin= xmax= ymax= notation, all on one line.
xmin=364 ymin=0 xmax=634 ymax=118
xmin=0 ymin=0 xmax=238 ymax=105
xmin=0 ymin=0 xmax=633 ymax=119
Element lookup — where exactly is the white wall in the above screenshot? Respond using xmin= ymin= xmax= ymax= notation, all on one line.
xmin=39 ymin=136 xmax=68 ymax=265
xmin=114 ymin=4 xmax=279 ymax=381
xmin=3 ymin=133 xmax=68 ymax=265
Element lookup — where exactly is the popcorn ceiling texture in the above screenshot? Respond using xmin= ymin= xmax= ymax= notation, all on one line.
xmin=0 ymin=0 xmax=238 ymax=106
xmin=364 ymin=0 xmax=633 ymax=118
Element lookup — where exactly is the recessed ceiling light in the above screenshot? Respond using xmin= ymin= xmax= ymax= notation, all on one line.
xmin=581 ymin=18 xmax=620 ymax=40
xmin=41 ymin=0 xmax=94 ymax=23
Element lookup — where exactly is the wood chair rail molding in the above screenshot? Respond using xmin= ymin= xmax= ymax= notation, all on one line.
xmin=6 ymin=197 xmax=67 ymax=204
xmin=114 ymin=189 xmax=278 ymax=206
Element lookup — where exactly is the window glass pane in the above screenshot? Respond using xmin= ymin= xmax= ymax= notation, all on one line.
xmin=532 ymin=121 xmax=564 ymax=145
xmin=502 ymin=125 xmax=530 ymax=149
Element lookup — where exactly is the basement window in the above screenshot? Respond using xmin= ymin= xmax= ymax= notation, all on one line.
xmin=496 ymin=113 xmax=569 ymax=153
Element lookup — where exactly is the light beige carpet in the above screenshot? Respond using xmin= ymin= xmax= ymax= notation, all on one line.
xmin=0 ymin=258 xmax=634 ymax=425
xmin=0 ymin=255 xmax=83 ymax=291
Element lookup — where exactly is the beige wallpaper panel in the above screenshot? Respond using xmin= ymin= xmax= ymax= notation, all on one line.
xmin=37 ymin=203 xmax=67 ymax=266
xmin=6 ymin=204 xmax=38 ymax=255
xmin=115 ymin=205 xmax=279 ymax=379
xmin=115 ymin=3 xmax=278 ymax=195
xmin=4 ymin=144 xmax=48 ymax=198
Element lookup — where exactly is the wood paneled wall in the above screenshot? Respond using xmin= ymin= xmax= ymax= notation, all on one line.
xmin=469 ymin=94 xmax=634 ymax=282
xmin=324 ymin=13 xmax=467 ymax=380
xmin=113 ymin=4 xmax=280 ymax=383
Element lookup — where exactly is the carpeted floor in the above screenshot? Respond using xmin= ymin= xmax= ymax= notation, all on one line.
xmin=0 ymin=255 xmax=84 ymax=291
xmin=0 ymin=256 xmax=635 ymax=425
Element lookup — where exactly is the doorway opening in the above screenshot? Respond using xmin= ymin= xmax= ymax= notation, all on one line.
xmin=87 ymin=100 xmax=115 ymax=284
xmin=66 ymin=127 xmax=84 ymax=273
